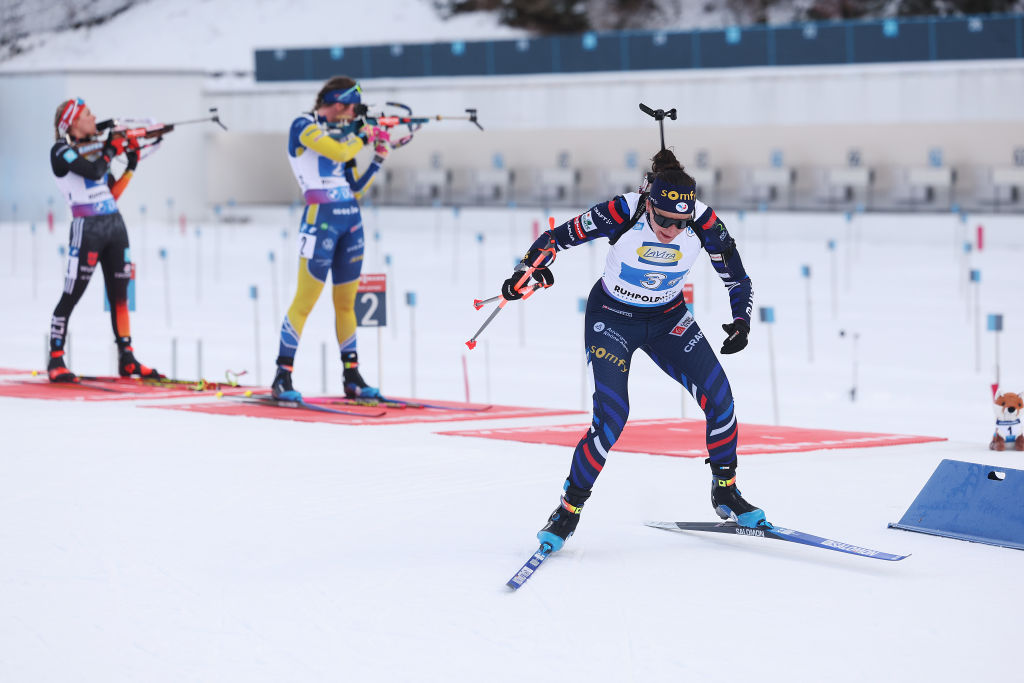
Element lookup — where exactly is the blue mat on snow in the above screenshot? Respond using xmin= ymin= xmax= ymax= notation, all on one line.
xmin=889 ymin=459 xmax=1024 ymax=551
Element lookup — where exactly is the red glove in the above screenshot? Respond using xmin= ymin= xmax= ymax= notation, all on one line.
xmin=105 ymin=133 xmax=129 ymax=157
xmin=125 ymin=134 xmax=144 ymax=152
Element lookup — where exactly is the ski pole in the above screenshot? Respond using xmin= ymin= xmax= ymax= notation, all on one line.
xmin=473 ymin=283 xmax=542 ymax=310
xmin=467 ymin=237 xmax=556 ymax=348
xmin=466 ymin=299 xmax=509 ymax=350
xmin=465 ymin=270 xmax=552 ymax=349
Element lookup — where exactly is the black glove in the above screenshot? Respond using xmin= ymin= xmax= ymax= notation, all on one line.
xmin=501 ymin=263 xmax=554 ymax=301
xmin=125 ymin=149 xmax=139 ymax=171
xmin=721 ymin=319 xmax=750 ymax=354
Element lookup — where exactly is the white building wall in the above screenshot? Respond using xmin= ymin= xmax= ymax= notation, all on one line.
xmin=2 ymin=59 xmax=1022 ymax=217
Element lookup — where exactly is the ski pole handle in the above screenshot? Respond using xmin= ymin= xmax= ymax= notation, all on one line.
xmin=473 ymin=283 xmax=544 ymax=310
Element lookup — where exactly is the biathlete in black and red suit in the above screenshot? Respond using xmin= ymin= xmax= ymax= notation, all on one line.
xmin=47 ymin=98 xmax=163 ymax=382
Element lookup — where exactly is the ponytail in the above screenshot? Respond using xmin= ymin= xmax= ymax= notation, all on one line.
xmin=651 ymin=149 xmax=683 ymax=174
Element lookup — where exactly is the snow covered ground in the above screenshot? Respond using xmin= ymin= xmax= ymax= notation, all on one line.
xmin=1 ymin=205 xmax=1022 ymax=682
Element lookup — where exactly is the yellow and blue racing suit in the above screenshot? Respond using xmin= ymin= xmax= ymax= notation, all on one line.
xmin=277 ymin=112 xmax=384 ymax=368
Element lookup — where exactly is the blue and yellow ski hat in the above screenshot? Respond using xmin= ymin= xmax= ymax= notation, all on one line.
xmin=322 ymin=83 xmax=362 ymax=105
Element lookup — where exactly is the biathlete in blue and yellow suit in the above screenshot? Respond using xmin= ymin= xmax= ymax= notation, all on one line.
xmin=500 ymin=149 xmax=766 ymax=554
xmin=271 ymin=76 xmax=394 ymax=401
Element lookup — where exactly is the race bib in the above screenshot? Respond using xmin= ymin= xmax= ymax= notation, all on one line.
xmin=298 ymin=233 xmax=316 ymax=259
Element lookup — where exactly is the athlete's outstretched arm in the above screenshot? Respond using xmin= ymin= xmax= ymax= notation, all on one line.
xmin=694 ymin=206 xmax=753 ymax=326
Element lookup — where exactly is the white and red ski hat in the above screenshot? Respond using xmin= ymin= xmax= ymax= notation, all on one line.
xmin=57 ymin=98 xmax=86 ymax=137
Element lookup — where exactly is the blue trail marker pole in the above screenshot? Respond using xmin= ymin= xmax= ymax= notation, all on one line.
xmin=988 ymin=313 xmax=1003 ymax=389
xmin=839 ymin=329 xmax=860 ymax=402
xmin=844 ymin=211 xmax=853 ymax=292
xmin=970 ymin=269 xmax=981 ymax=371
xmin=159 ymin=247 xmax=171 ymax=326
xmin=960 ymin=240 xmax=972 ymax=296
xmin=802 ymin=264 xmax=813 ymax=362
xmin=268 ymin=250 xmax=279 ymax=329
xmin=407 ymin=291 xmax=417 ymax=397
xmin=250 ymin=285 xmax=261 ymax=385
xmin=827 ymin=239 xmax=837 ymax=318
xmin=760 ymin=306 xmax=779 ymax=424
xmin=477 ymin=232 xmax=485 ymax=295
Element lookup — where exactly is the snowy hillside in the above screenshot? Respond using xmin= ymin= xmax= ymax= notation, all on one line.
xmin=0 ymin=0 xmax=527 ymax=72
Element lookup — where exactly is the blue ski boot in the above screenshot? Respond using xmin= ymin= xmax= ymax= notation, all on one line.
xmin=342 ymin=351 xmax=380 ymax=399
xmin=537 ymin=484 xmax=591 ymax=552
xmin=271 ymin=365 xmax=302 ymax=401
xmin=710 ymin=463 xmax=768 ymax=528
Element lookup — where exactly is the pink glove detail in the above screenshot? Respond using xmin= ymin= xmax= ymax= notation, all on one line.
xmin=365 ymin=126 xmax=390 ymax=145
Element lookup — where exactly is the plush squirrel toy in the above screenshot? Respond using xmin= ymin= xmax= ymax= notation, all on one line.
xmin=990 ymin=390 xmax=1024 ymax=451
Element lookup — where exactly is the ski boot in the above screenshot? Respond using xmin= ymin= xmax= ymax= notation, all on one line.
xmin=537 ymin=484 xmax=592 ymax=552
xmin=117 ymin=339 xmax=164 ymax=379
xmin=271 ymin=364 xmax=302 ymax=401
xmin=710 ymin=462 xmax=768 ymax=528
xmin=342 ymin=351 xmax=380 ymax=399
xmin=47 ymin=350 xmax=77 ymax=383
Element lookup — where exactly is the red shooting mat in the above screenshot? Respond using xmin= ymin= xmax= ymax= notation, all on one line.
xmin=150 ymin=397 xmax=582 ymax=426
xmin=439 ymin=418 xmax=946 ymax=457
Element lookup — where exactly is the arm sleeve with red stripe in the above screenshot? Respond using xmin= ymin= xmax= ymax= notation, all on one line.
xmin=521 ymin=195 xmax=631 ymax=256
xmin=695 ymin=207 xmax=754 ymax=326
